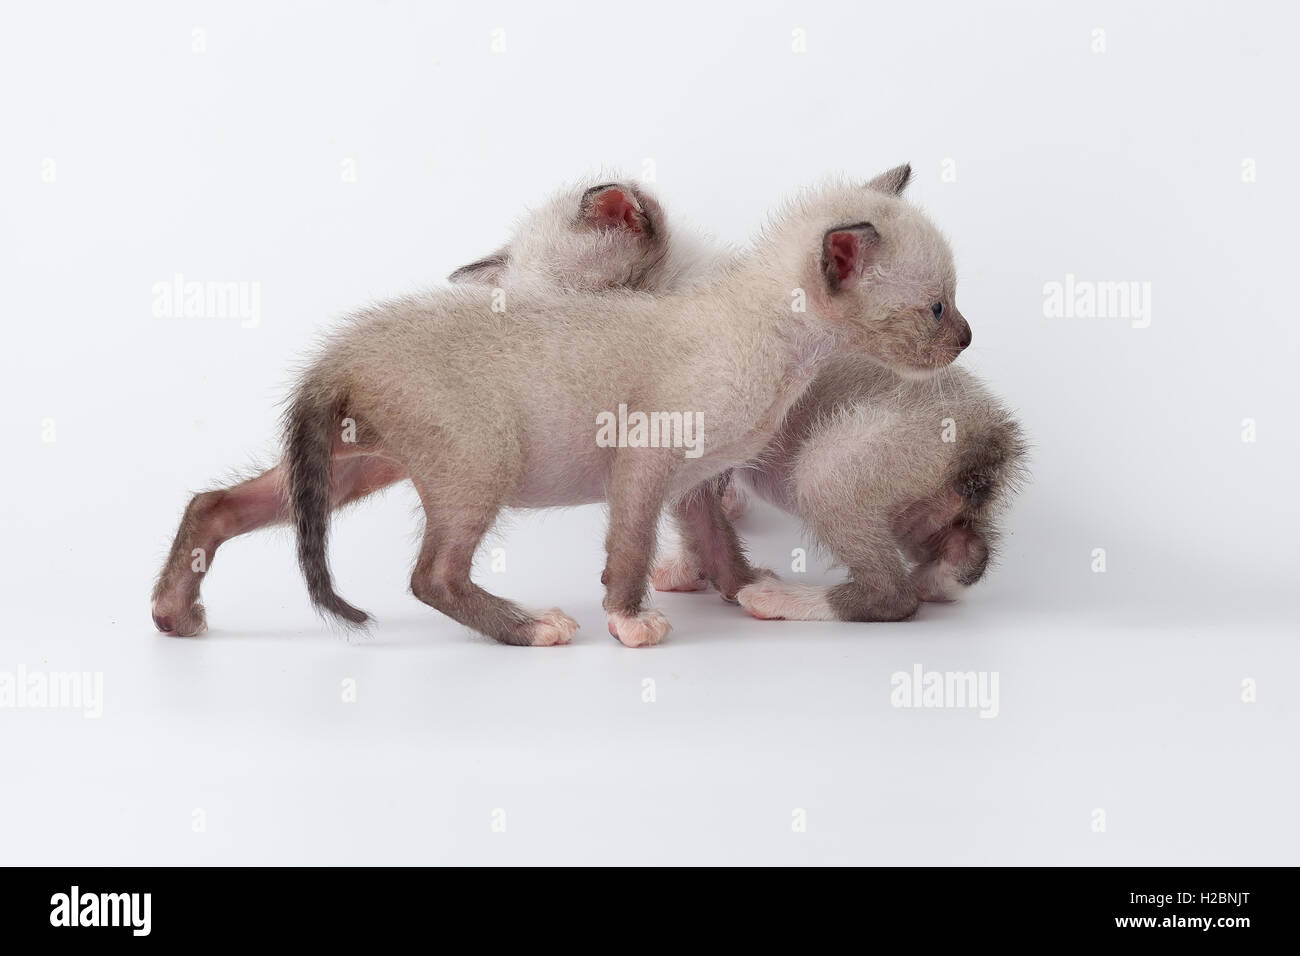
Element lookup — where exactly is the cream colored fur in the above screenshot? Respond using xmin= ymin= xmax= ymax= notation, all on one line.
xmin=470 ymin=171 xmax=1025 ymax=623
xmin=287 ymin=171 xmax=971 ymax=643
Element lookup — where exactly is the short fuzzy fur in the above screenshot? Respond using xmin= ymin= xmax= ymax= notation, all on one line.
xmin=449 ymin=177 xmax=720 ymax=294
xmin=283 ymin=172 xmax=969 ymax=646
xmin=730 ymin=355 xmax=1028 ymax=621
xmin=150 ymin=178 xmax=705 ymax=638
xmin=462 ymin=171 xmax=1027 ymax=623
xmin=150 ymin=171 xmax=1003 ymax=641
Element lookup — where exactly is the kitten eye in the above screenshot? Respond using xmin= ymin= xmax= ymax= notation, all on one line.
xmin=930 ymin=302 xmax=944 ymax=320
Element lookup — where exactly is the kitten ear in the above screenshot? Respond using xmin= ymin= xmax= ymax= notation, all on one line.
xmin=821 ymin=222 xmax=880 ymax=292
xmin=448 ymin=248 xmax=509 ymax=286
xmin=865 ymin=163 xmax=912 ymax=196
xmin=580 ymin=183 xmax=647 ymax=234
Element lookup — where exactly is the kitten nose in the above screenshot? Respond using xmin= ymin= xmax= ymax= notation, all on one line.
xmin=956 ymin=321 xmax=972 ymax=350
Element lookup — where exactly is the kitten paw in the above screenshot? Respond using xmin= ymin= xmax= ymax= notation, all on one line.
xmin=151 ymin=599 xmax=207 ymax=637
xmin=718 ymin=567 xmax=778 ymax=604
xmin=737 ymin=578 xmax=835 ymax=621
xmin=527 ymin=608 xmax=579 ymax=646
xmin=912 ymin=523 xmax=989 ymax=601
xmin=606 ymin=609 xmax=671 ymax=648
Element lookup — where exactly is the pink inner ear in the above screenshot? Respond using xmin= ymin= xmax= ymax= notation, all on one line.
xmin=828 ymin=231 xmax=860 ymax=285
xmin=586 ymin=189 xmax=643 ymax=233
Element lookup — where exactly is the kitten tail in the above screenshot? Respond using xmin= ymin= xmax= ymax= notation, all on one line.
xmin=285 ymin=377 xmax=370 ymax=628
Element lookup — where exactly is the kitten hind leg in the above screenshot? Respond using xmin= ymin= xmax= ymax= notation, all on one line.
xmin=739 ymin=503 xmax=917 ymax=622
xmin=152 ymin=467 xmax=286 ymax=637
xmin=826 ymin=560 xmax=920 ymax=622
xmin=407 ymin=477 xmax=577 ymax=647
xmin=651 ymin=472 xmax=758 ymax=595
xmin=151 ymin=455 xmax=403 ymax=635
xmin=737 ymin=563 xmax=918 ymax=622
xmin=671 ymin=477 xmax=764 ymax=602
xmin=719 ymin=475 xmax=749 ymax=521
xmin=736 ymin=577 xmax=837 ymax=620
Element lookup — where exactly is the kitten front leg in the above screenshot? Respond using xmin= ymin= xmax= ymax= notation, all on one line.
xmin=602 ymin=451 xmax=676 ymax=647
xmin=893 ymin=479 xmax=999 ymax=603
xmin=907 ymin=520 xmax=992 ymax=602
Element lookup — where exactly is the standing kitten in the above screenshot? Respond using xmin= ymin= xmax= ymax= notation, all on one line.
xmin=645 ymin=169 xmax=1025 ymax=620
xmin=458 ymin=169 xmax=1026 ymax=622
xmin=151 ymin=177 xmax=683 ymax=638
xmin=283 ymin=174 xmax=968 ymax=646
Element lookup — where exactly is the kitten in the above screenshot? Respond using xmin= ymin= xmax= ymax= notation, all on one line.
xmin=726 ymin=356 xmax=1027 ymax=621
xmin=729 ymin=170 xmax=1025 ymax=620
xmin=456 ymin=169 xmax=1026 ymax=622
xmin=151 ymin=177 xmax=685 ymax=639
xmin=153 ymin=171 xmax=1002 ymax=642
xmin=449 ymin=177 xmax=721 ymax=294
xmin=282 ymin=171 xmax=968 ymax=646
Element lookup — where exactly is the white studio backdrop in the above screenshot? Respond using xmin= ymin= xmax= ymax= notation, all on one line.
xmin=1 ymin=1 xmax=1296 ymax=864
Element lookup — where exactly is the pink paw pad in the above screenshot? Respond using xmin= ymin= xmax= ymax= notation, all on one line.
xmin=606 ymin=609 xmax=671 ymax=648
xmin=528 ymin=608 xmax=579 ymax=646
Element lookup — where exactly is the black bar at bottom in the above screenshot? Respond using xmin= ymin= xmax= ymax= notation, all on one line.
xmin=0 ymin=866 xmax=1282 ymax=942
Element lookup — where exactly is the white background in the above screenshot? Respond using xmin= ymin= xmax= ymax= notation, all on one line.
xmin=2 ymin=1 xmax=1297 ymax=865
